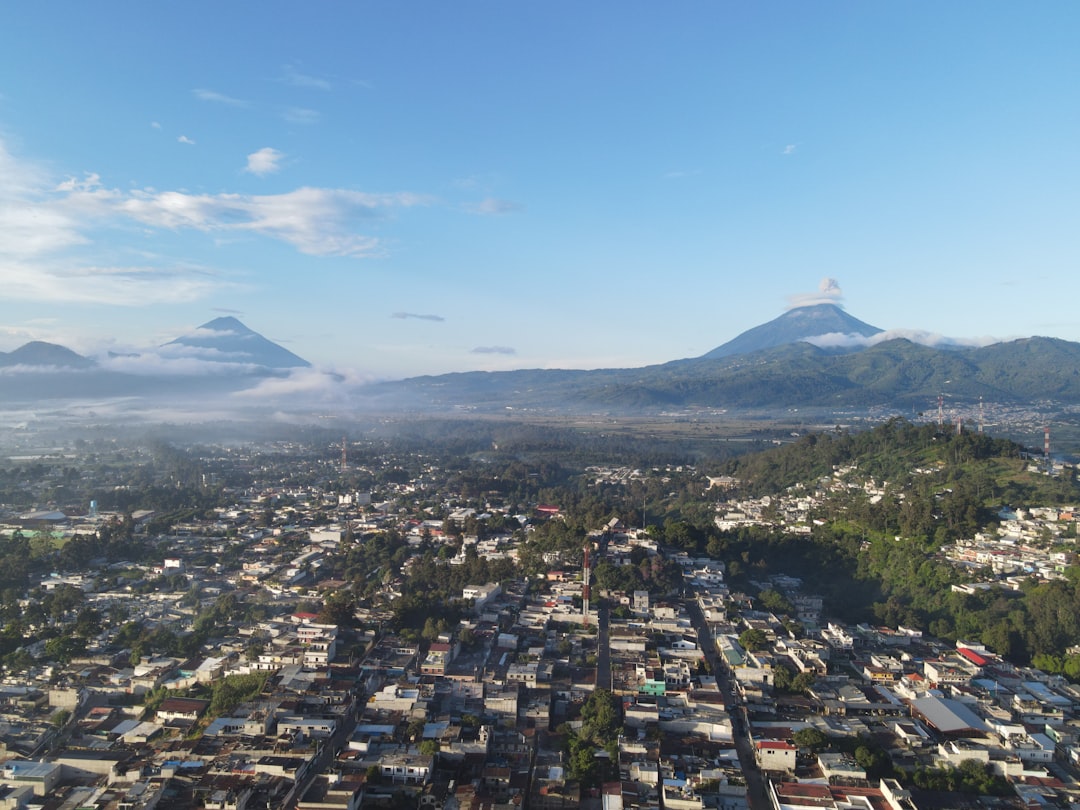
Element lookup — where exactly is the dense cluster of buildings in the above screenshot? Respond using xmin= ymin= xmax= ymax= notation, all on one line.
xmin=1 ymin=438 xmax=1080 ymax=809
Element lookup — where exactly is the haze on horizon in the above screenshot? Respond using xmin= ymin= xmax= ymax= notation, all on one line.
xmin=1 ymin=3 xmax=1077 ymax=380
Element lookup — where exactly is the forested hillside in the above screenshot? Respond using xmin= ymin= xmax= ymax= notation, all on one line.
xmin=693 ymin=420 xmax=1080 ymax=671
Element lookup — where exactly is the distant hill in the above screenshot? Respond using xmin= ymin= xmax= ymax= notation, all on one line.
xmin=0 ymin=341 xmax=94 ymax=369
xmin=0 ymin=318 xmax=310 ymax=405
xmin=701 ymin=303 xmax=883 ymax=359
xmin=164 ymin=316 xmax=311 ymax=369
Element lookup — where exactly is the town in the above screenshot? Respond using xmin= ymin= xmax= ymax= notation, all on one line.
xmin=0 ymin=420 xmax=1078 ymax=810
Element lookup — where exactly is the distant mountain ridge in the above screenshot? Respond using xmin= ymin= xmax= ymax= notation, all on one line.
xmin=701 ymin=303 xmax=883 ymax=358
xmin=4 ymin=308 xmax=1080 ymax=420
xmin=369 ymin=335 xmax=1080 ymax=412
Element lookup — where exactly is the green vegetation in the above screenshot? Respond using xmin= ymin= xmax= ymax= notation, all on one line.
xmin=208 ymin=673 xmax=269 ymax=717
xmin=791 ymin=727 xmax=828 ymax=752
xmin=559 ymin=689 xmax=621 ymax=786
xmin=911 ymin=759 xmax=1013 ymax=796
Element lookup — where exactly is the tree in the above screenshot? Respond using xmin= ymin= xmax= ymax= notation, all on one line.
xmin=405 ymin=717 xmax=426 ymax=742
xmin=44 ymin=634 xmax=86 ymax=664
xmin=791 ymin=671 xmax=816 ymax=694
xmin=853 ymin=744 xmax=893 ymax=781
xmin=739 ymin=628 xmax=768 ymax=652
xmin=318 ymin=591 xmax=356 ymax=627
xmin=757 ymin=589 xmax=795 ymax=616
xmin=792 ymin=727 xmax=828 ymax=752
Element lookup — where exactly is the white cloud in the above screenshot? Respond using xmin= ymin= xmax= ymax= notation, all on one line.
xmin=782 ymin=144 xmax=797 ymax=155
xmin=193 ymin=88 xmax=248 ymax=107
xmin=97 ymin=348 xmax=262 ymax=376
xmin=245 ymin=147 xmax=284 ymax=176
xmin=465 ymin=197 xmax=523 ymax=215
xmin=150 ymin=121 xmax=162 ymax=129
xmin=803 ymin=329 xmax=1005 ymax=351
xmin=0 ymin=137 xmax=430 ymax=305
xmin=174 ymin=327 xmax=243 ymax=341
xmin=0 ymin=364 xmax=92 ymax=376
xmin=177 ymin=135 xmax=196 ymax=145
xmin=231 ymin=367 xmax=378 ymax=401
xmin=283 ymin=107 xmax=320 ymax=125
xmin=2 ymin=259 xmax=228 ymax=306
xmin=786 ymin=277 xmax=844 ymax=310
xmin=282 ymin=65 xmax=331 ymax=91
xmin=83 ymin=185 xmax=431 ymax=258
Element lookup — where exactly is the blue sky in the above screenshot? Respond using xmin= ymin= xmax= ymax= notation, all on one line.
xmin=1 ymin=2 xmax=1078 ymax=379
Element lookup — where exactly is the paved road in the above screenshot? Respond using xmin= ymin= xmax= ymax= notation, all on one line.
xmin=685 ymin=597 xmax=769 ymax=810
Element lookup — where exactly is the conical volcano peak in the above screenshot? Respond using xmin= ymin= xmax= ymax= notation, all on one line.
xmin=165 ymin=317 xmax=310 ymax=368
xmin=702 ymin=303 xmax=883 ymax=359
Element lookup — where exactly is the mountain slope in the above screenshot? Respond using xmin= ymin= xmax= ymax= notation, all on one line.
xmin=367 ymin=336 xmax=1080 ymax=413
xmin=701 ymin=303 xmax=883 ymax=359
xmin=164 ymin=316 xmax=310 ymax=369
xmin=0 ymin=341 xmax=95 ymax=369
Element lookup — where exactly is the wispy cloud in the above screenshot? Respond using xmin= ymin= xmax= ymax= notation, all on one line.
xmin=0 ymin=137 xmax=430 ymax=305
xmin=63 ymin=180 xmax=431 ymax=258
xmin=391 ymin=312 xmax=445 ymax=322
xmin=150 ymin=121 xmax=162 ymax=130
xmin=245 ymin=147 xmax=284 ymax=176
xmin=4 ymin=259 xmax=228 ymax=307
xmin=98 ymin=346 xmax=263 ymax=376
xmin=212 ymin=307 xmax=245 ymax=315
xmin=193 ymin=88 xmax=248 ymax=107
xmin=471 ymin=345 xmax=516 ymax=355
xmin=178 ymin=135 xmax=196 ymax=145
xmin=663 ymin=169 xmax=699 ymax=180
xmin=805 ymin=329 xmax=1004 ymax=351
xmin=782 ymin=143 xmax=798 ymax=156
xmin=175 ymin=326 xmax=242 ymax=341
xmin=786 ymin=277 xmax=844 ymax=310
xmin=231 ymin=367 xmax=363 ymax=400
xmin=465 ymin=197 xmax=523 ymax=215
xmin=282 ymin=65 xmax=331 ymax=91
xmin=283 ymin=107 xmax=320 ymax=125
